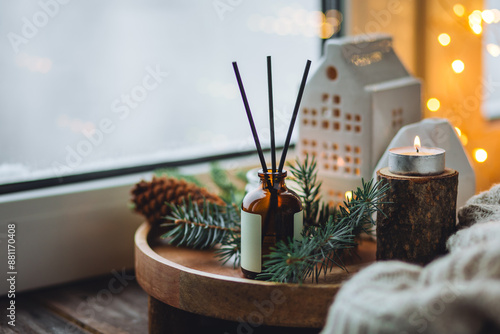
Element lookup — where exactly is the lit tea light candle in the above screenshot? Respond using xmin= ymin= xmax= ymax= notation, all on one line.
xmin=388 ymin=136 xmax=445 ymax=175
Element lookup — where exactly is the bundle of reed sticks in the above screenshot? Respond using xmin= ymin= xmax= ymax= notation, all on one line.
xmin=232 ymin=57 xmax=311 ymax=179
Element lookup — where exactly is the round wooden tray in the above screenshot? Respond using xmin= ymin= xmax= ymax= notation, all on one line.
xmin=135 ymin=223 xmax=376 ymax=329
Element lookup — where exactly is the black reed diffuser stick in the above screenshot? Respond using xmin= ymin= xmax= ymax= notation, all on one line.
xmin=267 ymin=56 xmax=276 ymax=174
xmin=278 ymin=60 xmax=311 ymax=173
xmin=232 ymin=61 xmax=268 ymax=174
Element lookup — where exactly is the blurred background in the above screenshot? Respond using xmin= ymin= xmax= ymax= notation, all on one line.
xmin=0 ymin=0 xmax=499 ymax=192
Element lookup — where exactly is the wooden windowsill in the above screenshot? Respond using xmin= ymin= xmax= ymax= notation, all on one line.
xmin=0 ymin=271 xmax=148 ymax=334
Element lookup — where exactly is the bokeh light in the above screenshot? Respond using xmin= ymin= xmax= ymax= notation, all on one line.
xmin=345 ymin=191 xmax=352 ymax=202
xmin=473 ymin=148 xmax=488 ymax=163
xmin=427 ymin=98 xmax=440 ymax=112
xmin=453 ymin=4 xmax=465 ymax=17
xmin=452 ymin=59 xmax=465 ymax=73
xmin=438 ymin=33 xmax=451 ymax=46
xmin=487 ymin=43 xmax=500 ymax=57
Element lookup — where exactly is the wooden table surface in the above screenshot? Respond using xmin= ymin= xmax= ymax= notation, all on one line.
xmin=0 ymin=271 xmax=148 ymax=334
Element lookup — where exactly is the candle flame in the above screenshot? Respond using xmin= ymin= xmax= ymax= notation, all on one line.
xmin=414 ymin=136 xmax=421 ymax=153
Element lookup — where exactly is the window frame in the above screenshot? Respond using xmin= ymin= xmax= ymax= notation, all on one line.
xmin=0 ymin=2 xmax=343 ymax=195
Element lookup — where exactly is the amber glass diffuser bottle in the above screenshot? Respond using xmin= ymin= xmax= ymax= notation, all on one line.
xmin=233 ymin=58 xmax=311 ymax=279
xmin=241 ymin=169 xmax=303 ymax=279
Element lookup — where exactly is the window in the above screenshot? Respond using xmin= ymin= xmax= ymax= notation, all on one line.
xmin=0 ymin=1 xmax=323 ymax=189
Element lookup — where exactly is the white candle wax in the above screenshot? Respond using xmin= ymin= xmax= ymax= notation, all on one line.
xmin=388 ymin=146 xmax=445 ymax=176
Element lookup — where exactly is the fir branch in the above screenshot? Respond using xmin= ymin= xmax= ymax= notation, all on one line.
xmin=338 ymin=178 xmax=390 ymax=236
xmin=235 ymin=169 xmax=249 ymax=184
xmin=288 ymin=155 xmax=330 ymax=228
xmin=210 ymin=162 xmax=246 ymax=204
xmin=258 ymin=217 xmax=355 ymax=284
xmin=170 ymin=219 xmax=240 ymax=233
xmin=161 ymin=198 xmax=240 ymax=249
xmin=156 ymin=157 xmax=389 ymax=283
xmin=215 ymin=233 xmax=241 ymax=268
xmin=260 ymin=162 xmax=389 ymax=283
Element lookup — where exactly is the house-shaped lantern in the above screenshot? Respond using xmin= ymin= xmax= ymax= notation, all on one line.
xmin=298 ymin=34 xmax=421 ymax=206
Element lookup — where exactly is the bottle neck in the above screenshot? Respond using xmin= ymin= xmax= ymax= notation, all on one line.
xmin=258 ymin=170 xmax=287 ymax=190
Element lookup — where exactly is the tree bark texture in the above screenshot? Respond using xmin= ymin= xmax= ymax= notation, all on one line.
xmin=376 ymin=167 xmax=458 ymax=265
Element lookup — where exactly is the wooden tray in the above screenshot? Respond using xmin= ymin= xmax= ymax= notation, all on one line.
xmin=135 ymin=223 xmax=376 ymax=329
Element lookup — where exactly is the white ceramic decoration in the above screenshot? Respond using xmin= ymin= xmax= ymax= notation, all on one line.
xmin=298 ymin=33 xmax=421 ymax=206
xmin=373 ymin=118 xmax=476 ymax=209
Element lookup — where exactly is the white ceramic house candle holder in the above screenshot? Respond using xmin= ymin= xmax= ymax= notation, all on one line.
xmin=298 ymin=34 xmax=421 ymax=206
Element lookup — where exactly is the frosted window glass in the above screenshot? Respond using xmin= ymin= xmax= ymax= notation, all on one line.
xmin=0 ymin=0 xmax=319 ymax=185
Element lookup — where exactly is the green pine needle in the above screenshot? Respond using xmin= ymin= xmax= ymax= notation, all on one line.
xmin=156 ymin=156 xmax=389 ymax=284
xmin=258 ymin=156 xmax=389 ymax=284
xmin=210 ymin=162 xmax=246 ymax=204
xmin=288 ymin=155 xmax=331 ymax=228
xmin=258 ymin=217 xmax=355 ymax=284
xmin=215 ymin=233 xmax=241 ymax=268
xmin=161 ymin=198 xmax=240 ymax=250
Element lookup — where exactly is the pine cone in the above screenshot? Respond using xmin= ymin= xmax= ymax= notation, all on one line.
xmin=131 ymin=176 xmax=225 ymax=225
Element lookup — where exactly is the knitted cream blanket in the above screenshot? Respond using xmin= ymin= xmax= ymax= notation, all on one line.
xmin=322 ymin=184 xmax=500 ymax=334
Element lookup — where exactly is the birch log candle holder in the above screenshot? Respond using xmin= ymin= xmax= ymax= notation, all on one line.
xmin=376 ymin=136 xmax=458 ymax=265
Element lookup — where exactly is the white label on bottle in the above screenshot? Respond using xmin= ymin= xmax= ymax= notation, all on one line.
xmin=241 ymin=210 xmax=262 ymax=273
xmin=294 ymin=211 xmax=304 ymax=241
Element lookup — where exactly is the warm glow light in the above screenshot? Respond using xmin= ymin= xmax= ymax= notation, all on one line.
xmin=452 ymin=60 xmax=465 ymax=73
xmin=454 ymin=127 xmax=468 ymax=146
xmin=469 ymin=10 xmax=483 ymax=24
xmin=487 ymin=43 xmax=500 ymax=57
xmin=438 ymin=33 xmax=451 ymax=46
xmin=482 ymin=10 xmax=495 ymax=24
xmin=453 ymin=4 xmax=465 ymax=17
xmin=345 ymin=191 xmax=353 ymax=202
xmin=414 ymin=136 xmax=421 ymax=152
xmin=471 ymin=24 xmax=483 ymax=34
xmin=460 ymin=134 xmax=468 ymax=146
xmin=473 ymin=148 xmax=488 ymax=163
xmin=469 ymin=10 xmax=483 ymax=34
xmin=307 ymin=11 xmax=325 ymax=28
xmin=427 ymin=98 xmax=441 ymax=112
xmin=492 ymin=9 xmax=500 ymax=23
xmin=319 ymin=22 xmax=334 ymax=39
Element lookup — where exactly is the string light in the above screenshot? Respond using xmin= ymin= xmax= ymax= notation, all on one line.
xmin=492 ymin=9 xmax=500 ymax=23
xmin=452 ymin=59 xmax=465 ymax=73
xmin=473 ymin=148 xmax=488 ymax=163
xmin=469 ymin=10 xmax=483 ymax=34
xmin=320 ymin=22 xmax=334 ymax=39
xmin=469 ymin=10 xmax=482 ymax=24
xmin=471 ymin=24 xmax=482 ymax=34
xmin=454 ymin=127 xmax=468 ymax=145
xmin=248 ymin=8 xmax=342 ymax=39
xmin=438 ymin=33 xmax=451 ymax=46
xmin=453 ymin=4 xmax=465 ymax=17
xmin=427 ymin=98 xmax=440 ymax=112
xmin=482 ymin=10 xmax=495 ymax=24
xmin=345 ymin=191 xmax=353 ymax=201
xmin=487 ymin=43 xmax=500 ymax=57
